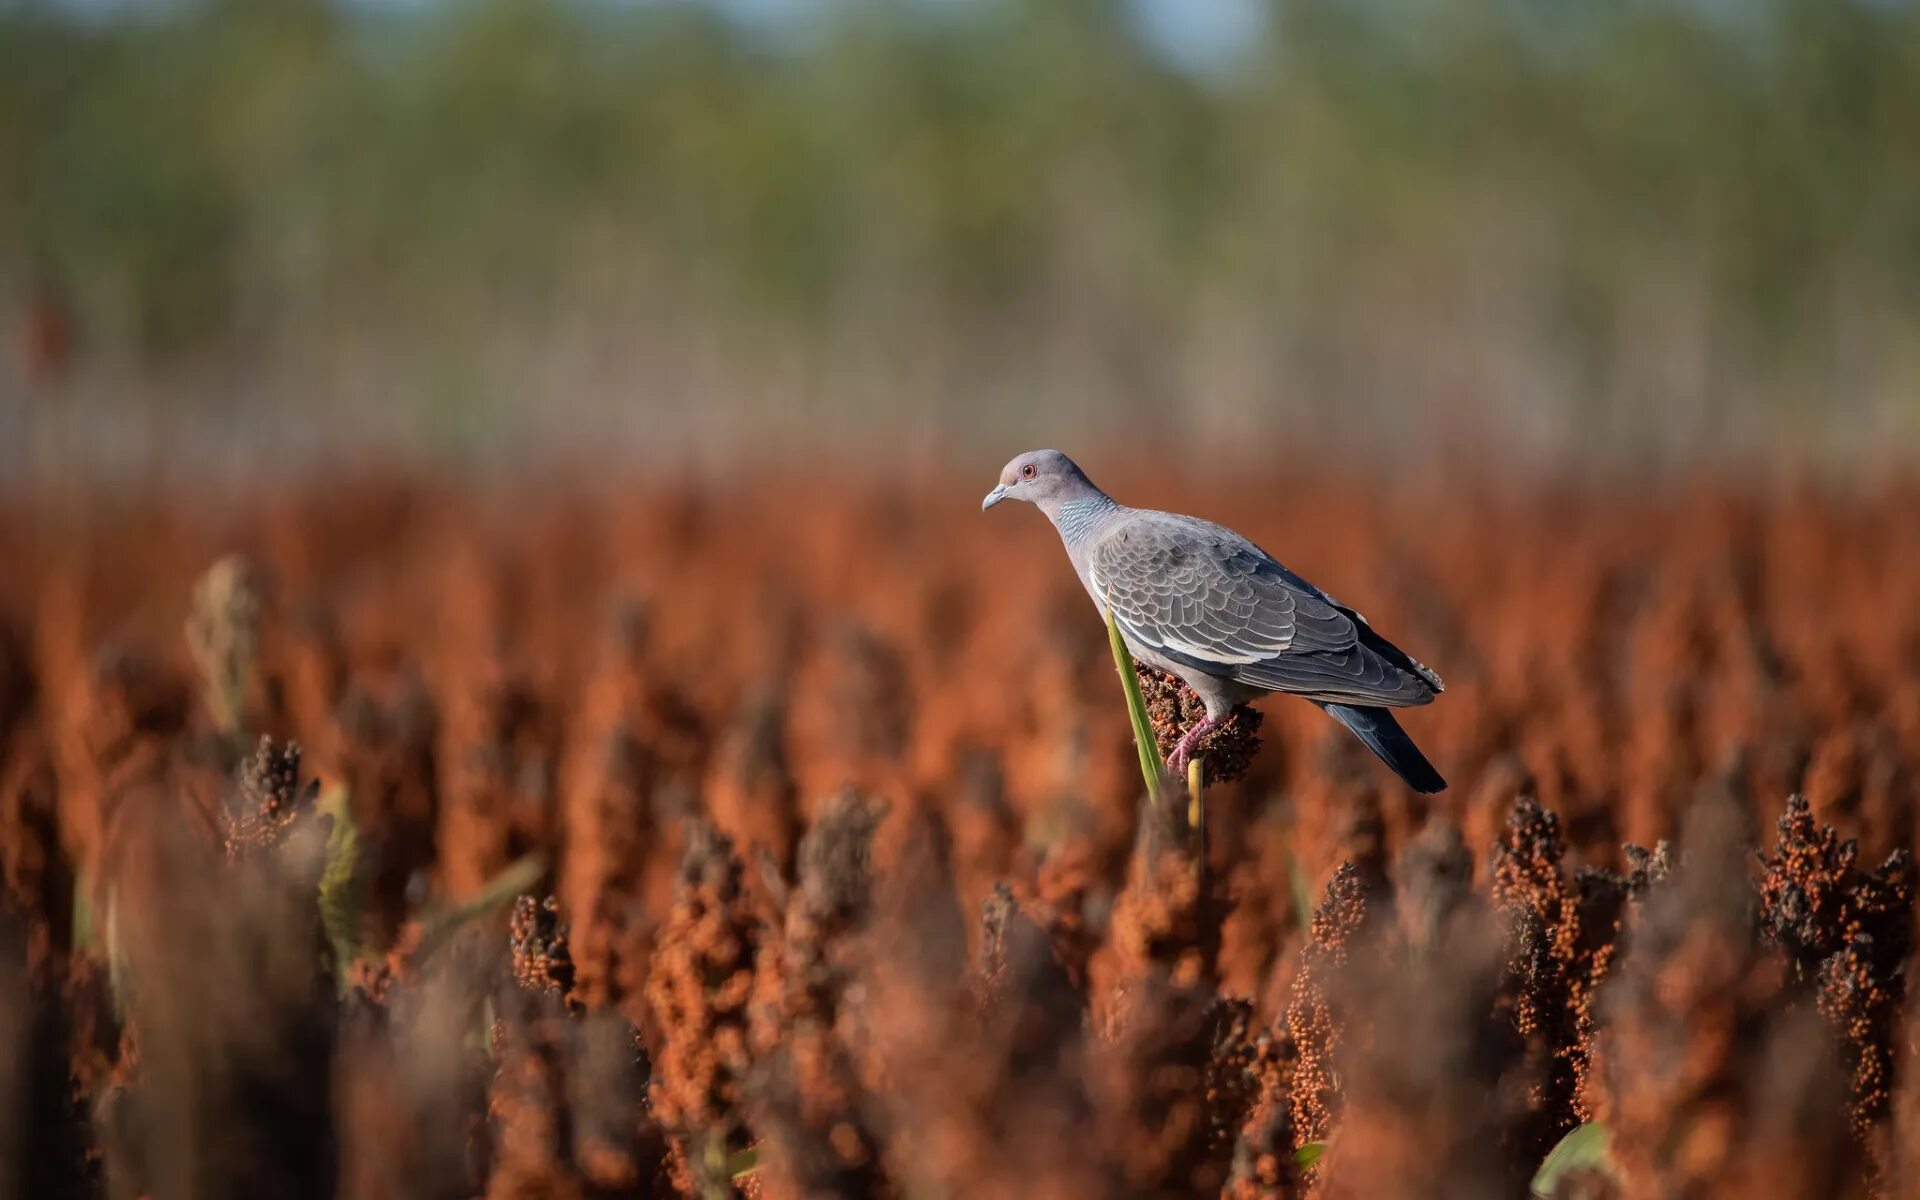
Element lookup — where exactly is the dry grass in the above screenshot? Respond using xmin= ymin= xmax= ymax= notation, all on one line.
xmin=2 ymin=467 xmax=1920 ymax=1198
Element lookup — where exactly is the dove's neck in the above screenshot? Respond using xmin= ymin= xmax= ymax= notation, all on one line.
xmin=1046 ymin=492 xmax=1124 ymax=546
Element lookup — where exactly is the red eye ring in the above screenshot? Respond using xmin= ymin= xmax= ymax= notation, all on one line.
xmin=1020 ymin=463 xmax=1036 ymax=480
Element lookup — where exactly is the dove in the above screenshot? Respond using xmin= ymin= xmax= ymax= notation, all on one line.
xmin=983 ymin=449 xmax=1446 ymax=792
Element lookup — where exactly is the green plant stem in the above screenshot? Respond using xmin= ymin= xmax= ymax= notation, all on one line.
xmin=1188 ymin=754 xmax=1206 ymax=885
xmin=1104 ymin=601 xmax=1165 ymax=803
xmin=697 ymin=1133 xmax=733 ymax=1200
xmin=413 ymin=853 xmax=548 ymax=963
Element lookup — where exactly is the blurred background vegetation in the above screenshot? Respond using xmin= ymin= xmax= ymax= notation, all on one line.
xmin=2 ymin=0 xmax=1918 ymax=478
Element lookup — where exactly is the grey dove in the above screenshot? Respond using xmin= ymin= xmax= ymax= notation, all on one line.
xmin=983 ymin=449 xmax=1446 ymax=792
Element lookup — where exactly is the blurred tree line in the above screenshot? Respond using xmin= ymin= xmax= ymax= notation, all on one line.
xmin=2 ymin=0 xmax=1917 ymax=461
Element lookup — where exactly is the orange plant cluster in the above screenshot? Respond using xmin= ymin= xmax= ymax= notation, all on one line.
xmin=2 ymin=467 xmax=1920 ymax=1198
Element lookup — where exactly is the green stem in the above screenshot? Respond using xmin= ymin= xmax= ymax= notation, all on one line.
xmin=1104 ymin=601 xmax=1165 ymax=803
xmin=413 ymin=853 xmax=548 ymax=963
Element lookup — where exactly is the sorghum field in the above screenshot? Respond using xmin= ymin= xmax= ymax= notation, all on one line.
xmin=4 ymin=465 xmax=1920 ymax=1199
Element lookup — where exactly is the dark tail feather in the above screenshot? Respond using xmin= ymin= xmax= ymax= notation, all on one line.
xmin=1320 ymin=703 xmax=1448 ymax=793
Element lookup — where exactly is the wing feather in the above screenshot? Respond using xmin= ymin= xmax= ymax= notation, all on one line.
xmin=1089 ymin=513 xmax=1439 ymax=707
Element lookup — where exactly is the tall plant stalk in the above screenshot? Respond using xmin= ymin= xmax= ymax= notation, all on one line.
xmin=1104 ymin=602 xmax=1165 ymax=803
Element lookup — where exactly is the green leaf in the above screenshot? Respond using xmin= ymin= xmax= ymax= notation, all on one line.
xmin=1532 ymin=1123 xmax=1616 ymax=1197
xmin=103 ymin=883 xmax=128 ymax=1015
xmin=413 ymin=852 xmax=548 ymax=963
xmin=727 ymin=1145 xmax=759 ymax=1182
xmin=316 ymin=784 xmax=362 ymax=988
xmin=1104 ymin=599 xmax=1165 ymax=803
xmin=1294 ymin=1141 xmax=1325 ymax=1170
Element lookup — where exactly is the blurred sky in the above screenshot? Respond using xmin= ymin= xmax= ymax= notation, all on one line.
xmin=47 ymin=0 xmax=1275 ymax=74
xmin=701 ymin=0 xmax=1270 ymax=72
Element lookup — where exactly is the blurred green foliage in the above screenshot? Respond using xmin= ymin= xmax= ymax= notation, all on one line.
xmin=2 ymin=0 xmax=1918 ymax=456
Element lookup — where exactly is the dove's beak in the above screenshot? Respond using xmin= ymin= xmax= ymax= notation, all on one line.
xmin=981 ymin=484 xmax=1009 ymax=511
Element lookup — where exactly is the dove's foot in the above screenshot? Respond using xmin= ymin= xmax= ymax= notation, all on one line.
xmin=1167 ymin=715 xmax=1221 ymax=775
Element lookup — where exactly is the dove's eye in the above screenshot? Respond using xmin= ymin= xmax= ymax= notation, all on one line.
xmin=1020 ymin=463 xmax=1036 ymax=480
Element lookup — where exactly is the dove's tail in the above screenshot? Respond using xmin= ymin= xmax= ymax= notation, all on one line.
xmin=1320 ymin=703 xmax=1448 ymax=793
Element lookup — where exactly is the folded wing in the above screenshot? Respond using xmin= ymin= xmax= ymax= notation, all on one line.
xmin=1089 ymin=513 xmax=1441 ymax=708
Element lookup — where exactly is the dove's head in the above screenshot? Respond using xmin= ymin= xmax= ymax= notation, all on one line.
xmin=982 ymin=449 xmax=1102 ymax=514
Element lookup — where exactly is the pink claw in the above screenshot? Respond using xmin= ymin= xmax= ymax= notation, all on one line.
xmin=1167 ymin=715 xmax=1220 ymax=774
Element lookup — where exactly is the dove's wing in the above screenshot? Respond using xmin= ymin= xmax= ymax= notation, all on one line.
xmin=1088 ymin=512 xmax=1441 ymax=708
